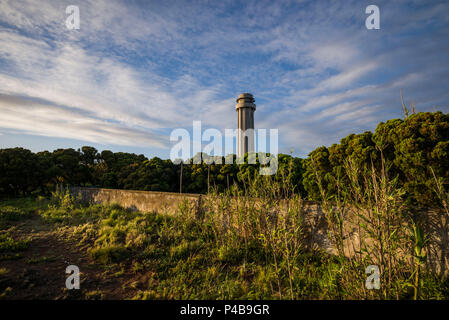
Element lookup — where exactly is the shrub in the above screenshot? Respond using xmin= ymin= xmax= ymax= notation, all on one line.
xmin=303 ymin=111 xmax=449 ymax=207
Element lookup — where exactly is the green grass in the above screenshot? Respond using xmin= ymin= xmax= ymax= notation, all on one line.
xmin=0 ymin=287 xmax=12 ymax=300
xmin=34 ymin=194 xmax=351 ymax=299
xmin=1 ymin=171 xmax=448 ymax=300
xmin=85 ymin=290 xmax=104 ymax=300
xmin=33 ymin=198 xmax=448 ymax=299
xmin=26 ymin=255 xmax=56 ymax=264
xmin=0 ymin=232 xmax=31 ymax=260
xmin=0 ymin=197 xmax=47 ymax=215
xmin=0 ymin=197 xmax=49 ymax=230
xmin=0 ymin=206 xmax=31 ymax=222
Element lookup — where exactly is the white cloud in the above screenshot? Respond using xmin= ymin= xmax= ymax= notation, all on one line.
xmin=0 ymin=0 xmax=448 ymax=158
xmin=309 ymin=43 xmax=359 ymax=70
xmin=0 ymin=95 xmax=166 ymax=147
xmin=316 ymin=62 xmax=378 ymax=92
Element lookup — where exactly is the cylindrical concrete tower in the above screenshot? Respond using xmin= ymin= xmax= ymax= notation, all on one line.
xmin=236 ymin=93 xmax=256 ymax=157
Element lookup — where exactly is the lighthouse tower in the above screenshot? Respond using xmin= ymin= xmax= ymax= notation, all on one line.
xmin=236 ymin=93 xmax=256 ymax=157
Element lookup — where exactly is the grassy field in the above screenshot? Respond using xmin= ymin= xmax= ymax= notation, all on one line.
xmin=1 ymin=168 xmax=449 ymax=300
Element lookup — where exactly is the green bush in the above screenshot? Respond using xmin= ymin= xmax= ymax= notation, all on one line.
xmin=303 ymin=112 xmax=449 ymax=207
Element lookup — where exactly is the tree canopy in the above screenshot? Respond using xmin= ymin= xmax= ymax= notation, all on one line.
xmin=1 ymin=111 xmax=447 ymax=207
xmin=302 ymin=112 xmax=449 ymax=207
xmin=0 ymin=147 xmax=304 ymax=198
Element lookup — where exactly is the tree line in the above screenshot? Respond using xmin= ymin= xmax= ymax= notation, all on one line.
xmin=0 ymin=146 xmax=305 ymax=197
xmin=1 ymin=111 xmax=447 ymax=207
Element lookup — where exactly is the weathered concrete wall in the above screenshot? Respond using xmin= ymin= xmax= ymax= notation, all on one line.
xmin=70 ymin=187 xmax=201 ymax=215
xmin=69 ymin=187 xmax=449 ymax=275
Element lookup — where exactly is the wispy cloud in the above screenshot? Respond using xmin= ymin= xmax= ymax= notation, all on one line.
xmin=0 ymin=94 xmax=166 ymax=147
xmin=0 ymin=0 xmax=448 ymax=157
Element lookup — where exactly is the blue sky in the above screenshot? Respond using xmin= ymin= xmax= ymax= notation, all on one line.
xmin=0 ymin=0 xmax=448 ymax=158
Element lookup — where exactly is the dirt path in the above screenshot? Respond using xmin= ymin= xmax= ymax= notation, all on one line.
xmin=0 ymin=214 xmax=146 ymax=299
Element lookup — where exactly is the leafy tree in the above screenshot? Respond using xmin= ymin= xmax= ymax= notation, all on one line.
xmin=303 ymin=112 xmax=449 ymax=206
xmin=0 ymin=148 xmax=39 ymax=196
xmin=374 ymin=112 xmax=449 ymax=206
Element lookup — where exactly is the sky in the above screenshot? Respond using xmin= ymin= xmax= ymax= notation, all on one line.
xmin=0 ymin=0 xmax=448 ymax=159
